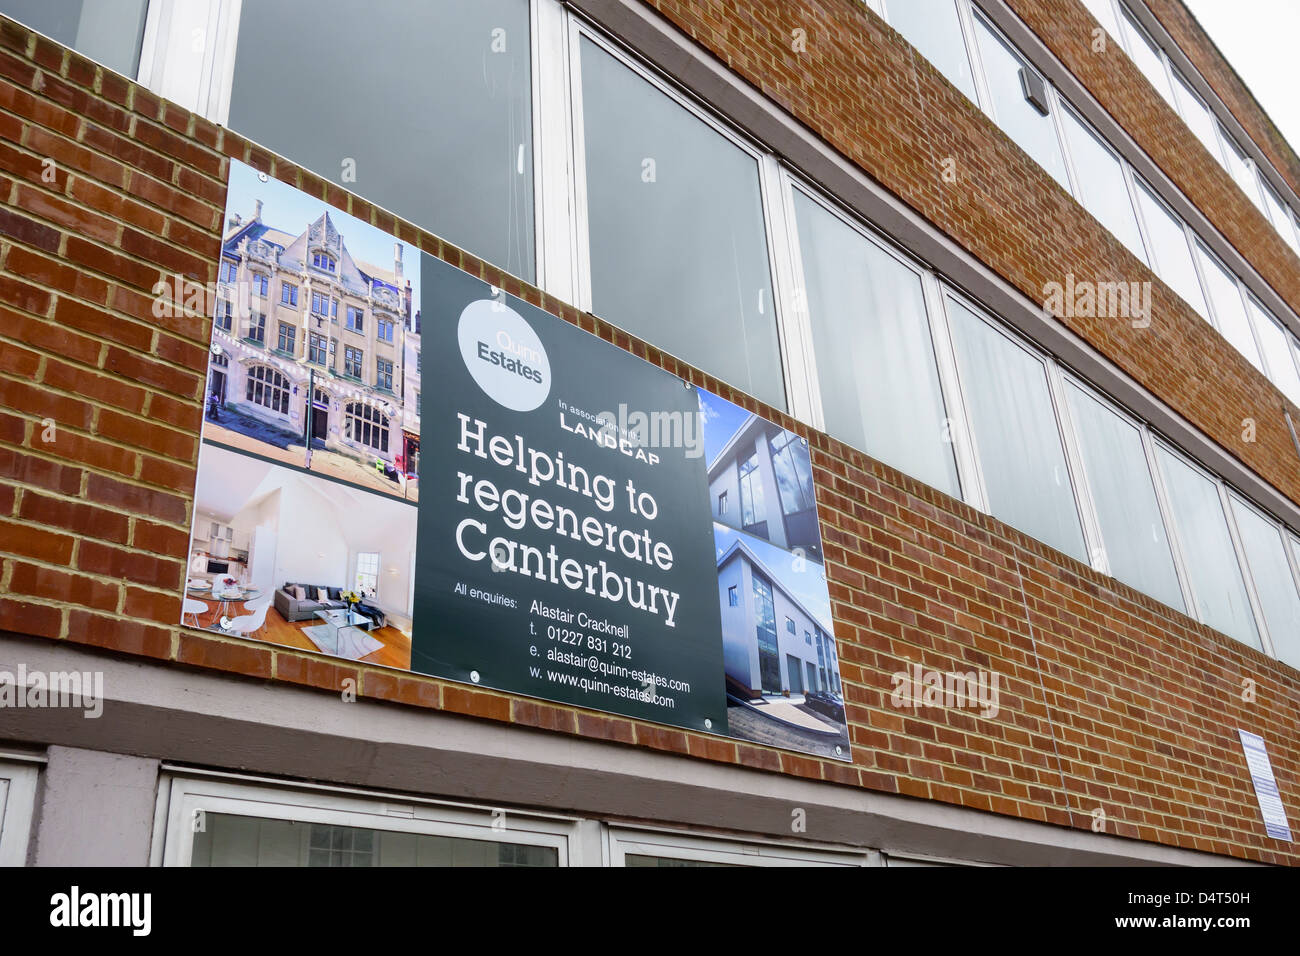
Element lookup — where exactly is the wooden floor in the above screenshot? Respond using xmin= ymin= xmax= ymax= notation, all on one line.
xmin=187 ymin=596 xmax=412 ymax=670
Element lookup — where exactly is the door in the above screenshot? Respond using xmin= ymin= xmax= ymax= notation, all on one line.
xmin=311 ymin=388 xmax=329 ymax=443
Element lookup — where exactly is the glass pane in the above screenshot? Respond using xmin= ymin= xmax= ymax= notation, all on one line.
xmin=1065 ymin=385 xmax=1182 ymax=609
xmin=1120 ymin=9 xmax=1176 ymax=107
xmin=0 ymin=0 xmax=147 ymax=76
xmin=1135 ymin=183 xmax=1208 ymax=318
xmin=1231 ymin=501 xmax=1300 ymax=669
xmin=625 ymin=854 xmax=740 ymax=867
xmin=1155 ymin=449 xmax=1259 ymax=648
xmin=971 ymin=19 xmax=1070 ymax=191
xmin=886 ymin=0 xmax=978 ymax=102
xmin=191 ymin=812 xmax=558 ymax=867
xmin=1219 ymin=130 xmax=1266 ymax=213
xmin=1260 ymin=180 xmax=1300 ymax=256
xmin=579 ymin=39 xmax=783 ymax=409
xmin=1247 ymin=299 xmax=1300 ymax=405
xmin=228 ymin=0 xmax=535 ymax=282
xmin=1196 ymin=246 xmax=1263 ymax=371
xmin=793 ymin=191 xmax=960 ymax=497
xmin=1059 ymin=109 xmax=1146 ymax=262
xmin=1171 ymin=71 xmax=1223 ymax=162
xmin=947 ymin=301 xmax=1085 ymax=560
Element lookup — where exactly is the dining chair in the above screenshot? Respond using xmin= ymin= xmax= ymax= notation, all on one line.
xmin=182 ymin=598 xmax=208 ymax=628
xmin=222 ymin=597 xmax=272 ymax=640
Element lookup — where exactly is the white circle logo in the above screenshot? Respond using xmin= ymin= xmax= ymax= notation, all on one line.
xmin=457 ymin=298 xmax=551 ymax=412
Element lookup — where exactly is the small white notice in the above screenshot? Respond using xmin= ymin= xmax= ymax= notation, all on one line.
xmin=1238 ymin=729 xmax=1293 ymax=841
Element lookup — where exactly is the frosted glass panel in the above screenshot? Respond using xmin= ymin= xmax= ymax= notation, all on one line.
xmin=1231 ymin=502 xmax=1300 ymax=669
xmin=794 ymin=191 xmax=960 ymax=497
xmin=1135 ymin=184 xmax=1208 ymax=318
xmin=948 ymin=301 xmax=1085 ymax=559
xmin=1248 ymin=300 xmax=1300 ymax=405
xmin=1156 ymin=449 xmax=1259 ymax=648
xmin=887 ymin=0 xmax=978 ymax=102
xmin=1197 ymin=246 xmax=1263 ymax=372
xmin=1059 ymin=109 xmax=1146 ymax=262
xmin=1066 ymin=385 xmax=1182 ymax=609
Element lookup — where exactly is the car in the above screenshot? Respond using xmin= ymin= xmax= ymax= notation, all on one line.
xmin=804 ymin=690 xmax=845 ymax=722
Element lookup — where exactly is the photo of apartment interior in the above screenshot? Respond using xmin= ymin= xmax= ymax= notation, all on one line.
xmin=185 ymin=443 xmax=416 ymax=668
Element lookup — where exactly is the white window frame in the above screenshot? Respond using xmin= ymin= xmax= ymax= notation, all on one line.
xmin=777 ymin=173 xmax=982 ymax=499
xmin=564 ymin=11 xmax=807 ymax=419
xmin=0 ymin=756 xmax=41 ymax=866
xmin=1224 ymin=492 xmax=1300 ymax=662
xmin=604 ymin=824 xmax=871 ymax=867
xmin=1192 ymin=240 xmax=1269 ymax=373
xmin=153 ymin=771 xmax=580 ymax=867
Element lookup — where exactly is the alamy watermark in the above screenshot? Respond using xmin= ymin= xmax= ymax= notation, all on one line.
xmin=0 ymin=665 xmax=103 ymax=718
xmin=890 ymin=663 xmax=1000 ymax=718
xmin=1043 ymin=273 xmax=1152 ymax=328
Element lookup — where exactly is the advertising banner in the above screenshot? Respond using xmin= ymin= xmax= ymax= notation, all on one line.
xmin=183 ymin=162 xmax=850 ymax=761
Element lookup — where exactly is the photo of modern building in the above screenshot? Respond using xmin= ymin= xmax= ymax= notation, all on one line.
xmin=702 ymin=391 xmax=822 ymax=563
xmin=715 ymin=527 xmax=849 ymax=760
xmin=203 ymin=163 xmax=421 ymax=501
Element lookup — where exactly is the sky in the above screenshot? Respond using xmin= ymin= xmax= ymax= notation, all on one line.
xmin=1181 ymin=0 xmax=1300 ymax=153
xmin=225 ymin=160 xmax=422 ymax=306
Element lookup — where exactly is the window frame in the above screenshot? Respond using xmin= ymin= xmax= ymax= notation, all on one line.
xmin=604 ymin=824 xmax=871 ymax=867
xmin=1226 ymin=491 xmax=1300 ymax=663
xmin=0 ymin=756 xmax=40 ymax=866
xmin=564 ymin=13 xmax=804 ymax=417
xmin=153 ymin=771 xmax=579 ymax=867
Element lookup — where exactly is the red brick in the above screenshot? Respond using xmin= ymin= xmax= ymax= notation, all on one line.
xmin=5 ymin=247 xmax=110 ymax=304
xmin=0 ymin=205 xmax=61 ymax=252
xmin=13 ymin=182 xmax=119 ymax=243
xmin=18 ymin=489 xmax=130 ymax=543
xmin=67 ymin=608 xmax=172 ymax=659
xmin=441 ymin=683 xmax=510 ymax=721
xmin=276 ymin=653 xmax=360 ymax=693
xmin=0 ymin=596 xmax=63 ymax=639
xmin=101 ymin=346 xmax=201 ymax=399
xmin=7 ymin=560 xmax=119 ymax=611
xmin=122 ymin=585 xmax=182 ymax=624
xmin=0 ymin=517 xmax=75 ymax=563
xmin=85 ymin=472 xmax=188 ymax=525
xmin=77 ymin=539 xmax=182 ymax=590
xmin=51 ymin=295 xmax=152 ymax=351
xmin=0 ymin=375 xmax=93 ymax=429
xmin=42 ymin=359 xmax=146 ymax=413
xmin=130 ymin=519 xmax=190 ymax=556
xmin=362 ymin=670 xmax=441 ymax=709
xmin=96 ymin=408 xmax=195 ymax=461
xmin=176 ymin=631 xmax=274 ymax=678
xmin=0 ymin=446 xmax=82 ymax=495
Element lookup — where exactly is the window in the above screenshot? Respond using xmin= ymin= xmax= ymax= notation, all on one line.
xmin=308 ymin=332 xmax=328 ymax=366
xmin=227 ymin=0 xmax=534 ymax=281
xmin=769 ymin=431 xmax=816 ymax=519
xmin=718 ymin=490 xmax=728 ymax=516
xmin=346 ymin=403 xmax=389 ymax=453
xmin=344 ymin=346 xmax=363 ymax=380
xmin=248 ymin=311 xmax=266 ymax=345
xmin=1218 ymin=130 xmax=1265 ymax=212
xmin=160 ymin=775 xmax=572 ymax=867
xmin=246 ymin=365 xmax=290 ymax=415
xmin=1118 ymin=7 xmax=1176 ymax=107
xmin=311 ymin=291 xmax=337 ymax=318
xmin=1248 ymin=299 xmax=1300 ymax=405
xmin=1134 ymin=182 xmax=1208 ymax=318
xmin=578 ymin=37 xmax=783 ymax=410
xmin=1230 ymin=499 xmax=1300 ymax=669
xmin=376 ymin=358 xmax=394 ymax=392
xmin=355 ymin=551 xmax=379 ymax=597
xmin=793 ymin=189 xmax=960 ymax=496
xmin=1196 ymin=245 xmax=1263 ymax=372
xmin=785 ymin=616 xmax=796 ymax=635
xmin=281 ymin=282 xmax=299 ymax=307
xmin=311 ymin=252 xmax=336 ymax=273
xmin=1078 ymin=0 xmax=1122 ymax=39
xmin=1154 ymin=447 xmax=1259 ymax=649
xmin=346 ymin=306 xmax=364 ymax=334
xmin=805 ymin=630 xmax=812 ymax=646
xmin=885 ymin=0 xmax=978 ymax=102
xmin=751 ymin=572 xmax=781 ymax=693
xmin=377 ymin=319 xmax=395 ymax=343
xmin=0 ymin=0 xmax=148 ymax=77
xmin=1064 ymin=383 xmax=1183 ymax=610
xmin=220 ymin=260 xmax=238 ymax=283
xmin=0 ymin=759 xmax=38 ymax=865
xmin=1259 ymin=180 xmax=1300 ymax=257
xmin=738 ymin=452 xmax=767 ymax=534
xmin=971 ymin=16 xmax=1070 ymax=190
xmin=727 ymin=585 xmax=738 ymax=607
xmin=215 ymin=298 xmax=233 ymax=332
xmin=947 ymin=299 xmax=1086 ymax=561
xmin=1171 ymin=71 xmax=1222 ymax=162
xmin=252 ymin=273 xmax=269 ymax=297
xmin=1059 ymin=108 xmax=1147 ymax=263
xmin=277 ymin=322 xmax=296 ymax=355
xmin=606 ymin=826 xmax=868 ymax=867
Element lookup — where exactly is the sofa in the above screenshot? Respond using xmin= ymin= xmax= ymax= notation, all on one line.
xmin=273 ymin=584 xmax=387 ymax=628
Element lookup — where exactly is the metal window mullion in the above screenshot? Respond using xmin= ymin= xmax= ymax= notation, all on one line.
xmin=770 ymin=169 xmax=824 ymax=430
xmin=1047 ymin=363 xmax=1107 ymax=573
xmin=534 ymin=0 xmax=579 ymax=304
xmin=929 ymin=284 xmax=989 ymax=512
xmin=565 ymin=13 xmax=594 ymax=314
xmin=1235 ymin=279 xmax=1273 ymax=383
xmin=1119 ymin=161 xmax=1155 ymax=268
xmin=1185 ymin=232 xmax=1220 ymax=331
xmin=1141 ymin=432 xmax=1200 ymax=619
xmin=1046 ymin=86 xmax=1082 ymax=201
xmin=955 ymin=0 xmax=995 ymax=116
xmin=1219 ymin=486 xmax=1277 ymax=658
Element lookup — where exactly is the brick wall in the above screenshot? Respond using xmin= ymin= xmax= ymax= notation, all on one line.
xmin=0 ymin=7 xmax=1296 ymax=864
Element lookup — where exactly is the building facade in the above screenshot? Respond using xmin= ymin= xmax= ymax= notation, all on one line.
xmin=1 ymin=0 xmax=1299 ymax=867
